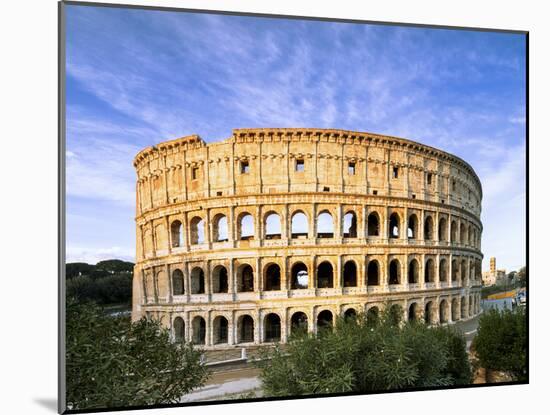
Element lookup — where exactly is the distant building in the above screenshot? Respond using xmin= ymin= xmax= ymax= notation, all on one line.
xmin=482 ymin=257 xmax=506 ymax=286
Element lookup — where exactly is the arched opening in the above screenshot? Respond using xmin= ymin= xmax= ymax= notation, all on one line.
xmin=344 ymin=308 xmax=357 ymax=320
xmin=316 ymin=211 xmax=334 ymax=238
xmin=469 ymin=295 xmax=474 ymax=315
xmin=213 ymin=214 xmax=228 ymax=242
xmin=264 ymin=264 xmax=281 ymax=291
xmin=367 ymin=212 xmax=380 ymax=236
xmin=389 ymin=213 xmax=400 ymax=238
xmin=237 ymin=315 xmax=254 ymax=343
xmin=450 ymin=221 xmax=457 ymax=243
xmin=461 ymin=260 xmax=467 ymax=283
xmin=265 ymin=212 xmax=281 ymax=240
xmin=468 ymin=225 xmax=473 ymax=246
xmin=425 ymin=259 xmax=435 ymax=283
xmin=388 ymin=304 xmax=402 ymax=326
xmin=237 ymin=264 xmax=254 ymax=292
xmin=343 ymin=211 xmax=357 ymax=238
xmin=238 ymin=213 xmax=254 ymax=240
xmin=438 ymin=217 xmax=448 ymax=242
xmin=190 ymin=267 xmax=205 ymax=294
xmin=451 ymin=260 xmax=458 ymax=282
xmin=367 ymin=260 xmax=379 ymax=285
xmin=408 ymin=259 xmax=419 ymax=284
xmin=192 ymin=316 xmax=206 ymax=344
xmin=424 ymin=216 xmax=434 ymax=240
xmin=366 ymin=306 xmax=379 ymax=326
xmin=291 ymin=211 xmax=308 ymax=239
xmin=452 ymin=299 xmax=459 ymax=321
xmin=439 ymin=258 xmax=448 ymax=282
xmin=173 ymin=317 xmax=185 ymax=342
xmin=343 ymin=261 xmax=357 ymax=287
xmin=460 ymin=223 xmax=466 ymax=244
xmin=317 ymin=310 xmax=333 ymax=331
xmin=171 ymin=220 xmax=183 ymax=248
xmin=408 ymin=303 xmax=418 ymax=321
xmin=213 ymin=316 xmax=229 ymax=344
xmin=291 ymin=262 xmax=308 ymax=289
xmin=408 ymin=214 xmax=418 ymax=239
xmin=290 ymin=312 xmax=308 ymax=335
xmin=172 ymin=269 xmax=184 ymax=295
xmin=212 ymin=265 xmax=228 ymax=293
xmin=461 ymin=296 xmax=467 ymax=318
xmin=389 ymin=259 xmax=401 ymax=285
xmin=264 ymin=313 xmax=281 ymax=342
xmin=424 ymin=301 xmax=434 ymax=325
xmin=439 ymin=300 xmax=449 ymax=323
xmin=190 ymin=216 xmax=204 ymax=245
xmin=316 ymin=261 xmax=333 ymax=288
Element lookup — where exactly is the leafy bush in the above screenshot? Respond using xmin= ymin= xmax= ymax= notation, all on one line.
xmin=258 ymin=309 xmax=472 ymax=397
xmin=66 ymin=273 xmax=132 ymax=305
xmin=66 ymin=299 xmax=209 ymax=410
xmin=472 ymin=306 xmax=527 ymax=381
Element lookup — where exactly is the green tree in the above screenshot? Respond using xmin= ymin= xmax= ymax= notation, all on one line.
xmin=66 ymin=299 xmax=209 ymax=410
xmin=472 ymin=307 xmax=527 ymax=381
xmin=257 ymin=309 xmax=472 ymax=397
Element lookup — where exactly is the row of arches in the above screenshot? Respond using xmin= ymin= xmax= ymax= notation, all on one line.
xmin=158 ymin=209 xmax=480 ymax=250
xmin=171 ymin=294 xmax=482 ymax=345
xmin=164 ymin=257 xmax=480 ymax=297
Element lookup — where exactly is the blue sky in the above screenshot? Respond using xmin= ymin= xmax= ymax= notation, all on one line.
xmin=65 ymin=5 xmax=526 ymax=272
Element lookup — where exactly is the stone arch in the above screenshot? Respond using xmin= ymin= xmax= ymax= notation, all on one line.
xmin=173 ymin=316 xmax=185 ymax=342
xmin=389 ymin=259 xmax=401 ymax=285
xmin=439 ymin=299 xmax=449 ymax=323
xmin=424 ymin=215 xmax=434 ymax=240
xmin=317 ymin=309 xmax=333 ymax=331
xmin=316 ymin=261 xmax=334 ymax=288
xmin=189 ymin=216 xmax=205 ymax=245
xmin=389 ymin=212 xmax=400 ymax=238
xmin=461 ymin=259 xmax=467 ymax=283
xmin=425 ymin=258 xmax=435 ymax=283
xmin=367 ymin=260 xmax=380 ymax=285
xmin=367 ymin=211 xmax=380 ymax=236
xmin=212 ymin=214 xmax=228 ymax=242
xmin=291 ymin=211 xmax=308 ymax=238
xmin=172 ymin=269 xmax=184 ymax=295
xmin=408 ymin=259 xmax=419 ymax=284
xmin=212 ymin=265 xmax=228 ymax=293
xmin=316 ymin=211 xmax=334 ymax=238
xmin=438 ymin=217 xmax=448 ymax=242
xmin=237 ymin=264 xmax=254 ymax=292
xmin=469 ymin=294 xmax=474 ymax=315
xmin=343 ymin=211 xmax=358 ymax=238
xmin=142 ymin=228 xmax=153 ymax=256
xmin=452 ymin=259 xmax=459 ymax=281
xmin=237 ymin=314 xmax=254 ymax=343
xmin=170 ymin=220 xmax=183 ymax=248
xmin=154 ymin=223 xmax=167 ymax=251
xmin=408 ymin=302 xmax=418 ymax=321
xmin=264 ymin=263 xmax=281 ymax=291
xmin=439 ymin=258 xmax=448 ymax=282
xmin=424 ymin=301 xmax=436 ymax=325
xmin=190 ymin=267 xmax=205 ymax=294
xmin=461 ymin=296 xmax=467 ymax=318
xmin=408 ymin=213 xmax=418 ymax=239
xmin=264 ymin=313 xmax=281 ymax=342
xmin=213 ymin=316 xmax=229 ymax=344
xmin=264 ymin=211 xmax=281 ymax=240
xmin=450 ymin=220 xmax=458 ymax=243
xmin=460 ymin=222 xmax=467 ymax=244
xmin=191 ymin=316 xmax=206 ymax=344
xmin=290 ymin=311 xmax=308 ymax=335
xmin=468 ymin=224 xmax=473 ymax=246
xmin=388 ymin=304 xmax=402 ymax=326
xmin=290 ymin=261 xmax=308 ymax=289
xmin=452 ymin=298 xmax=459 ymax=321
xmin=238 ymin=212 xmax=254 ymax=240
xmin=366 ymin=305 xmax=379 ymax=325
xmin=344 ymin=307 xmax=358 ymax=320
xmin=343 ymin=260 xmax=357 ymax=287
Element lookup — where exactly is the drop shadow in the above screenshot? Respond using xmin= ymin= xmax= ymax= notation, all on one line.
xmin=34 ymin=398 xmax=57 ymax=412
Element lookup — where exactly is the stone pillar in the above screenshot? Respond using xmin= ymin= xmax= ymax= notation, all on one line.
xmin=335 ymin=255 xmax=342 ymax=288
xmin=281 ymin=256 xmax=288 ymax=291
xmin=229 ymin=258 xmax=235 ymax=296
xmin=229 ymin=205 xmax=236 ymax=248
xmin=166 ymin=263 xmax=172 ymax=302
xmin=402 ymin=207 xmax=408 ymax=242
xmin=228 ymin=312 xmax=235 ymax=346
xmin=281 ymin=308 xmax=288 ymax=344
xmin=255 ymin=257 xmax=261 ymax=293
xmin=254 ymin=310 xmax=262 ymax=344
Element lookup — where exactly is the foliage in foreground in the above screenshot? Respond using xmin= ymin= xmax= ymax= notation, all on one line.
xmin=472 ymin=306 xmax=527 ymax=381
xmin=66 ymin=272 xmax=132 ymax=305
xmin=66 ymin=299 xmax=209 ymax=410
xmin=257 ymin=309 xmax=472 ymax=397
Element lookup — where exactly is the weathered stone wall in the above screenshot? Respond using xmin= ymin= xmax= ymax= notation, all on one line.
xmin=132 ymin=128 xmax=483 ymax=348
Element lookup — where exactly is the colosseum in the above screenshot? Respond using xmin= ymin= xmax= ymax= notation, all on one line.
xmin=132 ymin=128 xmax=483 ymax=348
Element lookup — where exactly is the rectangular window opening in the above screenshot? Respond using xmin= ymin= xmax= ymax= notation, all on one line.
xmin=240 ymin=160 xmax=250 ymax=174
xmin=373 ymin=190 xmax=378 ymax=195
xmin=216 ymin=191 xmax=223 ymax=196
xmin=427 ymin=173 xmax=432 ymax=185
xmin=412 ymin=194 xmax=416 ymax=199
xmin=323 ymin=186 xmax=330 ymax=192
xmin=393 ymin=167 xmax=399 ymax=179
xmin=348 ymin=162 xmax=356 ymax=175
xmin=296 ymin=159 xmax=304 ymax=172
xmin=191 ymin=167 xmax=199 ymax=180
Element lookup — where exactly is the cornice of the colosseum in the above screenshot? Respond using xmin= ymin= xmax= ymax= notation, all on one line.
xmin=134 ymin=192 xmax=483 ymax=228
xmin=132 ymin=128 xmax=482 ymax=196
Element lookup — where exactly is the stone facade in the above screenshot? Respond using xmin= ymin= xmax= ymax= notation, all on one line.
xmin=482 ymin=257 xmax=506 ymax=286
xmin=132 ymin=128 xmax=484 ymax=348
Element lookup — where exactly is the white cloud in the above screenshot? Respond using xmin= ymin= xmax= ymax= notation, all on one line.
xmin=66 ymin=246 xmax=135 ymax=264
